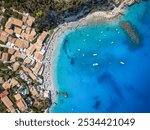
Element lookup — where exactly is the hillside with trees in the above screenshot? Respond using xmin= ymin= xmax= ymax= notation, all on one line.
xmin=0 ymin=0 xmax=116 ymax=32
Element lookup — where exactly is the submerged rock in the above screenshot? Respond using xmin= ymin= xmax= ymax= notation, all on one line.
xmin=93 ymin=100 xmax=101 ymax=110
xmin=120 ymin=21 xmax=141 ymax=45
xmin=70 ymin=57 xmax=75 ymax=66
xmin=57 ymin=91 xmax=69 ymax=98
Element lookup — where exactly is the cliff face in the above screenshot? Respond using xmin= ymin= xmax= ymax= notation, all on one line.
xmin=61 ymin=0 xmax=115 ymax=21
xmin=43 ymin=0 xmax=116 ymax=30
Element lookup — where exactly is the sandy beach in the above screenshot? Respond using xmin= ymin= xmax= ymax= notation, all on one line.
xmin=43 ymin=0 xmax=135 ymax=112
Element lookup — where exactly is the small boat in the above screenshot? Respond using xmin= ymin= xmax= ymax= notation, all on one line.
xmin=120 ymin=61 xmax=125 ymax=65
xmin=82 ymin=54 xmax=85 ymax=56
xmin=77 ymin=49 xmax=80 ymax=51
xmin=111 ymin=41 xmax=114 ymax=44
xmin=93 ymin=63 xmax=99 ymax=66
xmin=93 ymin=53 xmax=98 ymax=56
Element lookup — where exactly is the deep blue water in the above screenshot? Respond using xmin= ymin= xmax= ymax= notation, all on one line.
xmin=52 ymin=1 xmax=150 ymax=113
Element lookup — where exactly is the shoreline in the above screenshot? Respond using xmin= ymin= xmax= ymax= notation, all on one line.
xmin=43 ymin=0 xmax=135 ymax=112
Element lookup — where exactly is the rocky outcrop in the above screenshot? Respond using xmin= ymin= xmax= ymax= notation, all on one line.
xmin=120 ymin=21 xmax=141 ymax=45
xmin=56 ymin=91 xmax=69 ymax=98
xmin=43 ymin=0 xmax=116 ymax=29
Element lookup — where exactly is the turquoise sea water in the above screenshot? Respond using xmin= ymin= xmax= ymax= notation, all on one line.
xmin=52 ymin=1 xmax=150 ymax=113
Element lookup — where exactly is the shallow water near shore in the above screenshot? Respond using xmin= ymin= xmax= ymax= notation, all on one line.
xmin=51 ymin=1 xmax=150 ymax=113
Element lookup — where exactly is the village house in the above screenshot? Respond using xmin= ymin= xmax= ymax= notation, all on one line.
xmin=5 ymin=28 xmax=13 ymax=35
xmin=30 ymin=87 xmax=38 ymax=97
xmin=12 ymin=62 xmax=20 ymax=71
xmin=22 ymin=15 xmax=27 ymax=24
xmin=11 ymin=17 xmax=23 ymax=27
xmin=5 ymin=18 xmax=12 ymax=29
xmin=10 ymin=55 xmax=16 ymax=62
xmin=7 ymin=36 xmax=16 ymax=44
xmin=14 ymin=27 xmax=22 ymax=36
xmin=10 ymin=78 xmax=19 ymax=87
xmin=35 ymin=43 xmax=43 ymax=52
xmin=8 ymin=48 xmax=15 ymax=55
xmin=37 ymin=31 xmax=48 ymax=44
xmin=26 ymin=15 xmax=35 ymax=27
xmin=14 ymin=50 xmax=26 ymax=59
xmin=22 ymin=65 xmax=36 ymax=80
xmin=34 ymin=51 xmax=44 ymax=61
xmin=14 ymin=39 xmax=29 ymax=49
xmin=32 ymin=62 xmax=42 ymax=75
xmin=0 ymin=90 xmax=16 ymax=113
xmin=14 ymin=93 xmax=28 ymax=112
xmin=25 ymin=26 xmax=31 ymax=34
xmin=26 ymin=44 xmax=36 ymax=55
xmin=24 ymin=57 xmax=31 ymax=65
xmin=19 ymin=70 xmax=31 ymax=83
xmin=0 ymin=31 xmax=8 ymax=43
xmin=20 ymin=32 xmax=28 ymax=40
xmin=1 ymin=52 xmax=8 ymax=61
xmin=2 ymin=80 xmax=11 ymax=89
